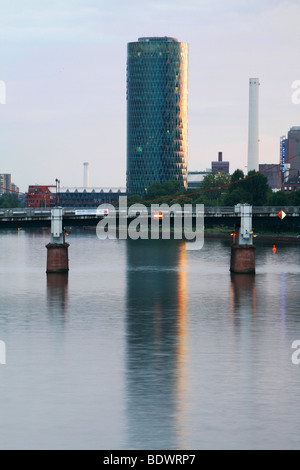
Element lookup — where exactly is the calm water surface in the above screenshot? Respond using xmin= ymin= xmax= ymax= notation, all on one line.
xmin=1 ymin=229 xmax=300 ymax=450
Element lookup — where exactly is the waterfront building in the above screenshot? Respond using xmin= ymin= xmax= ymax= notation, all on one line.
xmin=127 ymin=37 xmax=188 ymax=195
xmin=25 ymin=185 xmax=127 ymax=208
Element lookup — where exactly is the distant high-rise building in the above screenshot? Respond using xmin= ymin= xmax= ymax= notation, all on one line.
xmin=11 ymin=183 xmax=20 ymax=195
xmin=259 ymin=164 xmax=281 ymax=189
xmin=247 ymin=78 xmax=260 ymax=172
xmin=282 ymin=127 xmax=300 ymax=178
xmin=127 ymin=37 xmax=188 ymax=195
xmin=0 ymin=174 xmax=11 ymax=196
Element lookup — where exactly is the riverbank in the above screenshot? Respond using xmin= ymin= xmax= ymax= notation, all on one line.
xmin=204 ymin=232 xmax=300 ymax=243
xmin=81 ymin=225 xmax=300 ymax=243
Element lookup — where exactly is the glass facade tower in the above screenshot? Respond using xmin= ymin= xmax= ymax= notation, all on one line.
xmin=127 ymin=37 xmax=188 ymax=195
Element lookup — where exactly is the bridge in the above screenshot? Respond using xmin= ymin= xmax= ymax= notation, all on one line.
xmin=0 ymin=206 xmax=299 ymax=230
xmin=1 ymin=205 xmax=297 ymax=273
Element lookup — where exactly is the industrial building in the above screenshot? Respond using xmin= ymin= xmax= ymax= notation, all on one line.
xmin=57 ymin=187 xmax=126 ymax=207
xmin=126 ymin=37 xmax=188 ymax=195
xmin=25 ymin=185 xmax=127 ymax=208
xmin=211 ymin=152 xmax=230 ymax=174
xmin=187 ymin=171 xmax=212 ymax=190
xmin=258 ymin=164 xmax=281 ymax=190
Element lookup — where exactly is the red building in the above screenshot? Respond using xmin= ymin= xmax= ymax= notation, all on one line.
xmin=25 ymin=185 xmax=57 ymax=208
xmin=281 ymin=182 xmax=300 ymax=193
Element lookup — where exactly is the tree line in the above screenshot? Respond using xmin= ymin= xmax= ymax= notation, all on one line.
xmin=0 ymin=193 xmax=25 ymax=208
xmin=128 ymin=170 xmax=300 ymax=206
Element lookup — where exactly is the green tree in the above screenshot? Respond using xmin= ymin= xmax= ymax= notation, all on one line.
xmin=244 ymin=171 xmax=271 ymax=205
xmin=169 ymin=196 xmax=193 ymax=206
xmin=0 ymin=193 xmax=24 ymax=209
xmin=198 ymin=173 xmax=230 ymax=204
xmin=292 ymin=190 xmax=300 ymax=206
xmin=127 ymin=194 xmax=142 ymax=204
xmin=224 ymin=170 xmax=270 ymax=206
xmin=228 ymin=169 xmax=245 ymax=193
xmin=146 ymin=180 xmax=184 ymax=200
xmin=223 ymin=187 xmax=250 ymax=206
xmin=267 ymin=191 xmax=291 ymax=206
xmin=146 ymin=182 xmax=167 ymax=199
xmin=162 ymin=180 xmax=182 ymax=195
xmin=194 ymin=194 xmax=209 ymax=205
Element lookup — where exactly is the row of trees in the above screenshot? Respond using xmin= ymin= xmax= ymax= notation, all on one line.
xmin=1 ymin=171 xmax=298 ymax=209
xmin=128 ymin=170 xmax=300 ymax=206
xmin=0 ymin=193 xmax=24 ymax=208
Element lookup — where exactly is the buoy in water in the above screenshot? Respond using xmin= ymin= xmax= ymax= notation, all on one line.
xmin=272 ymin=245 xmax=277 ymax=254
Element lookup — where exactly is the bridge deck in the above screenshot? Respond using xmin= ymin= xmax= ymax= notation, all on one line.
xmin=0 ymin=207 xmax=299 ymax=229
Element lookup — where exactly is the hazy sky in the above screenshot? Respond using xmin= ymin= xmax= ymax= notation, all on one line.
xmin=0 ymin=0 xmax=299 ymax=191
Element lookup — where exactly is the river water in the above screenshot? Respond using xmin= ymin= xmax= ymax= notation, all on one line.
xmin=0 ymin=229 xmax=300 ymax=450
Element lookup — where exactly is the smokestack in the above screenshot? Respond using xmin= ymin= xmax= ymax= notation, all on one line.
xmin=218 ymin=152 xmax=222 ymax=162
xmin=247 ymin=78 xmax=260 ymax=172
xmin=83 ymin=162 xmax=89 ymax=188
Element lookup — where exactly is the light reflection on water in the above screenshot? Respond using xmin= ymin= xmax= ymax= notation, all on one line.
xmin=0 ymin=231 xmax=300 ymax=449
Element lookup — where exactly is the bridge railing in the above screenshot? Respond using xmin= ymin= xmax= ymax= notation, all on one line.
xmin=252 ymin=206 xmax=300 ymax=214
xmin=0 ymin=208 xmax=51 ymax=217
xmin=1 ymin=206 xmax=300 ymax=219
xmin=204 ymin=206 xmax=300 ymax=215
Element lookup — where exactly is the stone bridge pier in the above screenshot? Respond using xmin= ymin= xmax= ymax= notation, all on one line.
xmin=230 ymin=204 xmax=255 ymax=274
xmin=46 ymin=208 xmax=69 ymax=274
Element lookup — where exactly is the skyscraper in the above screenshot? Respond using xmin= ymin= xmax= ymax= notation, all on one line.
xmin=0 ymin=174 xmax=11 ymax=196
xmin=285 ymin=127 xmax=300 ymax=176
xmin=127 ymin=37 xmax=188 ymax=195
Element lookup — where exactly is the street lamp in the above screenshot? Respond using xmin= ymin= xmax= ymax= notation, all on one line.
xmin=55 ymin=179 xmax=60 ymax=206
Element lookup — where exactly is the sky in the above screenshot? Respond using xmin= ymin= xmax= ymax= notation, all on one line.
xmin=0 ymin=0 xmax=299 ymax=192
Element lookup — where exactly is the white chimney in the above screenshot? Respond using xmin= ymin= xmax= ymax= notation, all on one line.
xmin=247 ymin=78 xmax=260 ymax=172
xmin=83 ymin=162 xmax=89 ymax=188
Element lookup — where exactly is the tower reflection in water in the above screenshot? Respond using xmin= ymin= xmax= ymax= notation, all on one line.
xmin=46 ymin=274 xmax=69 ymax=324
xmin=125 ymin=240 xmax=188 ymax=449
xmin=230 ymin=273 xmax=256 ymax=325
